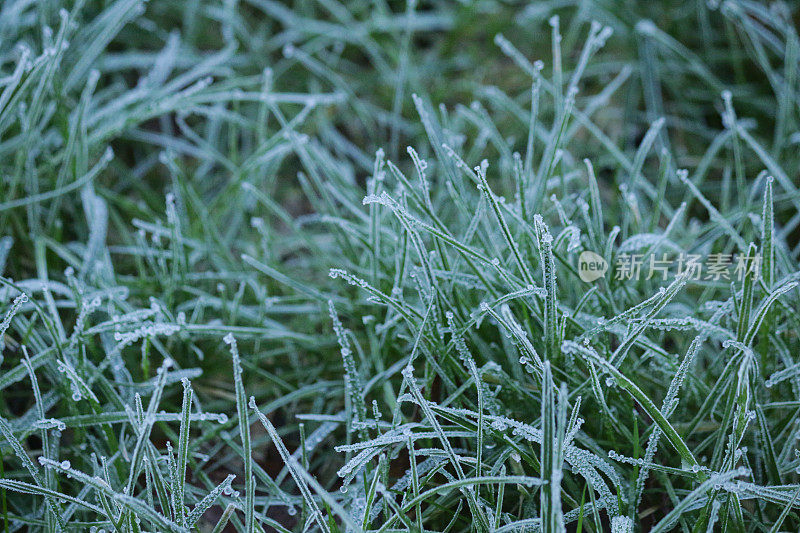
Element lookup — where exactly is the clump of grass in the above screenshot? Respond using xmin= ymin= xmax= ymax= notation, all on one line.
xmin=1 ymin=0 xmax=800 ymax=531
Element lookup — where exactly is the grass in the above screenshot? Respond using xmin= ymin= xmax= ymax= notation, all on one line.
xmin=1 ymin=0 xmax=800 ymax=531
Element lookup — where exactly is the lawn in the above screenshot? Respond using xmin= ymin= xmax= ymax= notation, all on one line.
xmin=1 ymin=0 xmax=800 ymax=531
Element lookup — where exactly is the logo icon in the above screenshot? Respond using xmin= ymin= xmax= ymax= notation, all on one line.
xmin=578 ymin=251 xmax=608 ymax=282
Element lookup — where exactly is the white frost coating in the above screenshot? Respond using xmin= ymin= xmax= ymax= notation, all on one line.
xmin=611 ymin=516 xmax=633 ymax=533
